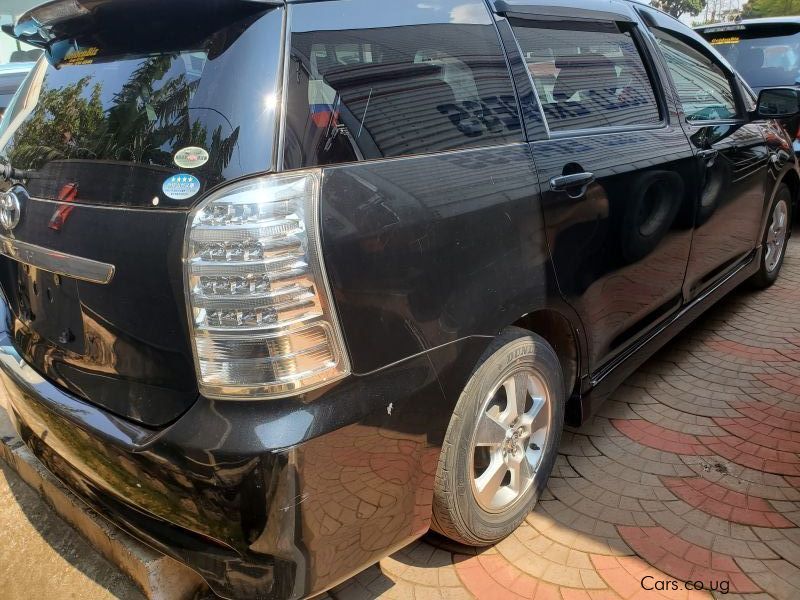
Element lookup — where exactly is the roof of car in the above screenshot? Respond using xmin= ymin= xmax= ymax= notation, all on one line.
xmin=696 ymin=16 xmax=800 ymax=30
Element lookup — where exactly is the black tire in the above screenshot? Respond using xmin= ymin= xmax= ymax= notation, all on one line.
xmin=431 ymin=327 xmax=565 ymax=546
xmin=750 ymin=184 xmax=793 ymax=289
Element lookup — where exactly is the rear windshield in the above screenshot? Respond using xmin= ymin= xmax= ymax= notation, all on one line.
xmin=0 ymin=5 xmax=282 ymax=206
xmin=704 ymin=24 xmax=800 ymax=89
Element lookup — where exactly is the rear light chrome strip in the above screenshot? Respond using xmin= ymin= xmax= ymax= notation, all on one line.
xmin=0 ymin=235 xmax=115 ymax=284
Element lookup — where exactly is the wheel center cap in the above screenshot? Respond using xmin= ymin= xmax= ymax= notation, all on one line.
xmin=503 ymin=428 xmax=525 ymax=457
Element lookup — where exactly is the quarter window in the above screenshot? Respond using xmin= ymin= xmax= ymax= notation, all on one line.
xmin=511 ymin=21 xmax=661 ymax=132
xmin=283 ymin=0 xmax=522 ymax=169
xmin=653 ymin=29 xmax=739 ymax=122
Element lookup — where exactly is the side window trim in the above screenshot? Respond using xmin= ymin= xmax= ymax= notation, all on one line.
xmin=506 ymin=16 xmax=667 ymax=140
xmin=489 ymin=15 xmax=545 ymax=142
xmin=647 ymin=24 xmax=747 ymax=125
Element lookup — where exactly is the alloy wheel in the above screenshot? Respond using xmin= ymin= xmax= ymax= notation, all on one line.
xmin=765 ymin=199 xmax=789 ymax=273
xmin=469 ymin=368 xmax=551 ymax=513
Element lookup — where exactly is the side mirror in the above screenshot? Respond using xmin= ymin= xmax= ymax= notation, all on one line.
xmin=754 ymin=87 xmax=800 ymax=119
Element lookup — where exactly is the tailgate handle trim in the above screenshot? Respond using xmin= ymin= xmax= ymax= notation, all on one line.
xmin=0 ymin=236 xmax=115 ymax=284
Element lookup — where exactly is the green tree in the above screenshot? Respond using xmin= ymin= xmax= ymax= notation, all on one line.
xmin=5 ymin=54 xmax=239 ymax=179
xmin=742 ymin=0 xmax=800 ymax=17
xmin=652 ymin=0 xmax=708 ymax=17
xmin=7 ymin=76 xmax=105 ymax=169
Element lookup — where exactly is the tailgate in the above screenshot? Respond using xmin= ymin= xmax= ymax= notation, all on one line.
xmin=0 ymin=1 xmax=284 ymax=426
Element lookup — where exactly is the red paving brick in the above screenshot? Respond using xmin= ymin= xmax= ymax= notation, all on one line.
xmin=756 ymin=372 xmax=800 ymax=397
xmin=704 ymin=339 xmax=791 ymax=362
xmin=610 ymin=420 xmax=707 ymax=455
xmin=661 ymin=476 xmax=794 ymax=528
xmin=617 ymin=527 xmax=760 ymax=594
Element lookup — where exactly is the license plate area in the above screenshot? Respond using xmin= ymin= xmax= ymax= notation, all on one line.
xmin=16 ymin=265 xmax=85 ymax=354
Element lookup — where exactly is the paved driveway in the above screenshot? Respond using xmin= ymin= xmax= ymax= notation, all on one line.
xmin=329 ymin=245 xmax=800 ymax=599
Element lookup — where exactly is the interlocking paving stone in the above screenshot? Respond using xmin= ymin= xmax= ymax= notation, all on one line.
xmin=330 ymin=245 xmax=800 ymax=599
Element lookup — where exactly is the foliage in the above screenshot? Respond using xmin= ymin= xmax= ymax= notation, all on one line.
xmin=5 ymin=54 xmax=238 ymax=177
xmin=742 ymin=0 xmax=800 ymax=18
xmin=652 ymin=0 xmax=708 ymax=17
xmin=7 ymin=76 xmax=104 ymax=169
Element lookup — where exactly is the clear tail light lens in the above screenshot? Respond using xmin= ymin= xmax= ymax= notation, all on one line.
xmin=184 ymin=170 xmax=350 ymax=399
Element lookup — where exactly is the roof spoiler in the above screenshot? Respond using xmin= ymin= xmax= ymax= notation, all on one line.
xmin=2 ymin=0 xmax=284 ymax=49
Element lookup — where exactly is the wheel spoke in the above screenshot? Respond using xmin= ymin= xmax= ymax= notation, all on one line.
xmin=475 ymin=454 xmax=507 ymax=506
xmin=503 ymin=373 xmax=529 ymax=423
xmin=528 ymin=396 xmax=549 ymax=436
xmin=509 ymin=455 xmax=533 ymax=493
xmin=474 ymin=413 xmax=507 ymax=446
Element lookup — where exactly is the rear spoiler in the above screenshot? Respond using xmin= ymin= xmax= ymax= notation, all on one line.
xmin=2 ymin=0 xmax=284 ymax=49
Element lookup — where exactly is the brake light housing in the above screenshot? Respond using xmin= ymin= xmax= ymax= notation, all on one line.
xmin=184 ymin=170 xmax=350 ymax=399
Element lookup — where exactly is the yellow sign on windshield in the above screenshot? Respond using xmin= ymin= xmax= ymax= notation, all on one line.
xmin=710 ymin=36 xmax=740 ymax=45
xmin=62 ymin=46 xmax=100 ymax=66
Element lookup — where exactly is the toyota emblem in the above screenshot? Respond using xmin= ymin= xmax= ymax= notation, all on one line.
xmin=0 ymin=190 xmax=21 ymax=231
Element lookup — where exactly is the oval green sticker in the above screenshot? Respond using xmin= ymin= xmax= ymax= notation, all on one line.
xmin=174 ymin=147 xmax=209 ymax=169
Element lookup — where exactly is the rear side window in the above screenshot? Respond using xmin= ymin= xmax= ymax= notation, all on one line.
xmin=511 ymin=21 xmax=661 ymax=132
xmin=283 ymin=0 xmax=522 ymax=169
xmin=653 ymin=29 xmax=739 ymax=122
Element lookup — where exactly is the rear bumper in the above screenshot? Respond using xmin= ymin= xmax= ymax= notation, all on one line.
xmin=0 ymin=302 xmax=483 ymax=599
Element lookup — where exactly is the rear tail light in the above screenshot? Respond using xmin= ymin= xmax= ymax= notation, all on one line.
xmin=184 ymin=170 xmax=350 ymax=399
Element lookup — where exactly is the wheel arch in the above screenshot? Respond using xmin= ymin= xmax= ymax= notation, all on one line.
xmin=510 ymin=308 xmax=583 ymax=410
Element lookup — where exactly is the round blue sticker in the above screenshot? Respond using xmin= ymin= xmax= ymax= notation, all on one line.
xmin=162 ymin=174 xmax=201 ymax=200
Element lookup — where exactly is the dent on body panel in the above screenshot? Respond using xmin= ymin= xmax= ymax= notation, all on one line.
xmin=320 ymin=144 xmax=551 ymax=374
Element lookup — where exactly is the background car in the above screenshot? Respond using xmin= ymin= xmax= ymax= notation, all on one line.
xmin=0 ymin=61 xmax=35 ymax=120
xmin=0 ymin=1 xmax=41 ymax=120
xmin=697 ymin=17 xmax=800 ymax=150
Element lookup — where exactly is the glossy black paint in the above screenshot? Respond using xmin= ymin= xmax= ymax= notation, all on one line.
xmin=319 ymin=144 xmax=560 ymax=374
xmin=0 ymin=1 xmax=797 ymax=599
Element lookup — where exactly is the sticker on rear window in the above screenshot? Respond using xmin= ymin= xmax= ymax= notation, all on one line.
xmin=61 ymin=46 xmax=100 ymax=66
xmin=174 ymin=147 xmax=209 ymax=169
xmin=711 ymin=36 xmax=740 ymax=45
xmin=162 ymin=174 xmax=201 ymax=200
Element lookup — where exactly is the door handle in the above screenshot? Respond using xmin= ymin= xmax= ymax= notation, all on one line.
xmin=550 ymin=172 xmax=595 ymax=197
xmin=697 ymin=149 xmax=719 ymax=164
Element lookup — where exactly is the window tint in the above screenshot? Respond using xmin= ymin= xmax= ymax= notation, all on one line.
xmin=283 ymin=0 xmax=521 ymax=169
xmin=653 ymin=29 xmax=738 ymax=122
xmin=0 ymin=9 xmax=282 ymax=185
xmin=511 ymin=21 xmax=660 ymax=132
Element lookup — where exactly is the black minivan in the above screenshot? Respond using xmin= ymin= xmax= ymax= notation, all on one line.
xmin=0 ymin=1 xmax=798 ymax=598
